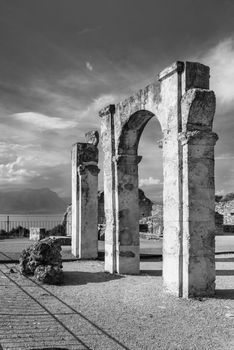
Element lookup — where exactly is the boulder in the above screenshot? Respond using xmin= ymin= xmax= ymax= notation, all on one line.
xmin=19 ymin=237 xmax=63 ymax=284
xmin=34 ymin=265 xmax=63 ymax=284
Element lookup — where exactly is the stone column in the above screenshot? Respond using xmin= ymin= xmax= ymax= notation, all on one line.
xmin=160 ymin=62 xmax=216 ymax=298
xmin=180 ymin=130 xmax=218 ymax=297
xmin=162 ymin=131 xmax=182 ymax=295
xmin=159 ymin=62 xmax=184 ymax=297
xmin=71 ymin=142 xmax=99 ymax=259
xmin=99 ymin=105 xmax=117 ymax=273
xmin=115 ymin=154 xmax=142 ymax=274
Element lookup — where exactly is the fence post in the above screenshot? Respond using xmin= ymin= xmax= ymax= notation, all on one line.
xmin=7 ymin=215 xmax=9 ymax=233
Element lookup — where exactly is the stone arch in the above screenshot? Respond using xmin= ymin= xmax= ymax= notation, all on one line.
xmin=118 ymin=110 xmax=155 ymax=155
xmin=99 ymin=61 xmax=218 ymax=298
xmin=115 ymin=110 xmax=162 ymax=274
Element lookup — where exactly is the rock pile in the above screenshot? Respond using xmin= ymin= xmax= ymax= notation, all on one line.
xmin=19 ymin=237 xmax=63 ymax=284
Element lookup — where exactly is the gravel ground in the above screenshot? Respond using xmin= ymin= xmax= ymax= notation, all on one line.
xmin=21 ymin=254 xmax=234 ymax=350
xmin=1 ymin=239 xmax=234 ymax=349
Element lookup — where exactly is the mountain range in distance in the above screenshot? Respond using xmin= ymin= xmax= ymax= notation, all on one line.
xmin=1 ymin=187 xmax=232 ymax=215
xmin=0 ymin=188 xmax=71 ymax=214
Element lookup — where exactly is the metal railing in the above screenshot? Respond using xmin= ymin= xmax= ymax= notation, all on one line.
xmin=0 ymin=215 xmax=70 ymax=238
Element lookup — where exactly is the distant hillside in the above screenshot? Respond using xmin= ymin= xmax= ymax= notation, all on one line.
xmin=0 ymin=188 xmax=69 ymax=214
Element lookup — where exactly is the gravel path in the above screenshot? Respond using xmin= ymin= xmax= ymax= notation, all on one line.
xmin=59 ymin=257 xmax=234 ymax=350
xmin=1 ymin=255 xmax=234 ymax=349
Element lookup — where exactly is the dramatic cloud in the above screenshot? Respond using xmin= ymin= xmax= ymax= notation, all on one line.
xmin=216 ymin=189 xmax=225 ymax=196
xmin=191 ymin=36 xmax=234 ymax=195
xmin=0 ymin=140 xmax=70 ymax=191
xmin=0 ymin=1 xmax=233 ymax=199
xmin=216 ymin=153 xmax=234 ymax=161
xmin=75 ymin=93 xmax=121 ymax=126
xmin=86 ymin=61 xmax=93 ymax=71
xmin=12 ymin=112 xmax=77 ymax=130
xmin=0 ymin=156 xmax=39 ymax=185
xmin=198 ymin=37 xmax=234 ymax=108
xmin=139 ymin=177 xmax=161 ymax=186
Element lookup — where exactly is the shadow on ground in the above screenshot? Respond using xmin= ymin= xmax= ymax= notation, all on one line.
xmin=140 ymin=268 xmax=234 ymax=277
xmin=140 ymin=255 xmax=162 ymax=261
xmin=215 ymin=289 xmax=234 ymax=300
xmin=216 ymin=270 xmax=234 ymax=275
xmin=32 ymin=348 xmax=69 ymax=350
xmin=216 ymin=257 xmax=234 ymax=262
xmin=141 ymin=270 xmax=162 ymax=276
xmin=63 ymin=271 xmax=124 ymax=286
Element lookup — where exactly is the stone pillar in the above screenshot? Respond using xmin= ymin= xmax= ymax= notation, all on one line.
xmin=162 ymin=131 xmax=182 ymax=295
xmin=160 ymin=62 xmax=216 ymax=298
xmin=180 ymin=130 xmax=218 ymax=297
xmin=159 ymin=62 xmax=184 ymax=297
xmin=99 ymin=105 xmax=117 ymax=273
xmin=71 ymin=142 xmax=99 ymax=259
xmin=115 ymin=154 xmax=142 ymax=274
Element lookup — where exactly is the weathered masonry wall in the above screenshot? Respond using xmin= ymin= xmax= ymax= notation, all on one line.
xmin=99 ymin=61 xmax=217 ymax=298
xmin=71 ymin=136 xmax=99 ymax=259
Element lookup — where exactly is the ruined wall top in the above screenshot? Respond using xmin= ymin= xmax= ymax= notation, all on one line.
xmin=158 ymin=61 xmax=210 ymax=90
xmin=85 ymin=130 xmax=99 ymax=146
xmin=72 ymin=131 xmax=99 ymax=165
xmin=99 ymin=61 xmax=211 ymax=122
xmin=98 ymin=60 xmax=215 ymax=155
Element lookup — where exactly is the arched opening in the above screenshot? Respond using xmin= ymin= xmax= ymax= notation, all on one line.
xmin=138 ymin=117 xmax=163 ymax=274
xmin=116 ymin=110 xmax=163 ymax=274
xmin=118 ymin=110 xmax=154 ymax=155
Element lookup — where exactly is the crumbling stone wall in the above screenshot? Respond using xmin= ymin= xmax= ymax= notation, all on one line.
xmin=98 ymin=188 xmax=152 ymax=224
xmin=140 ymin=203 xmax=163 ymax=239
xmin=138 ymin=189 xmax=153 ymax=218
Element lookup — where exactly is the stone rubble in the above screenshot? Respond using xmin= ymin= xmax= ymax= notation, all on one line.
xmin=19 ymin=237 xmax=63 ymax=284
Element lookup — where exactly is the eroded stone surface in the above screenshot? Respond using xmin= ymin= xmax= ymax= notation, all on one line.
xmin=71 ymin=136 xmax=100 ymax=259
xmin=19 ymin=237 xmax=63 ymax=284
xmin=85 ymin=130 xmax=99 ymax=146
xmin=99 ymin=61 xmax=217 ymax=298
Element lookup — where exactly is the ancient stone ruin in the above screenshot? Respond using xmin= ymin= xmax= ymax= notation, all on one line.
xmin=71 ymin=131 xmax=100 ymax=259
xmin=72 ymin=61 xmax=218 ymax=299
xmin=99 ymin=61 xmax=217 ymax=298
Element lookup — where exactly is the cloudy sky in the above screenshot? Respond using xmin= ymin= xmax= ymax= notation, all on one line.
xmin=0 ymin=0 xmax=234 ymax=201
